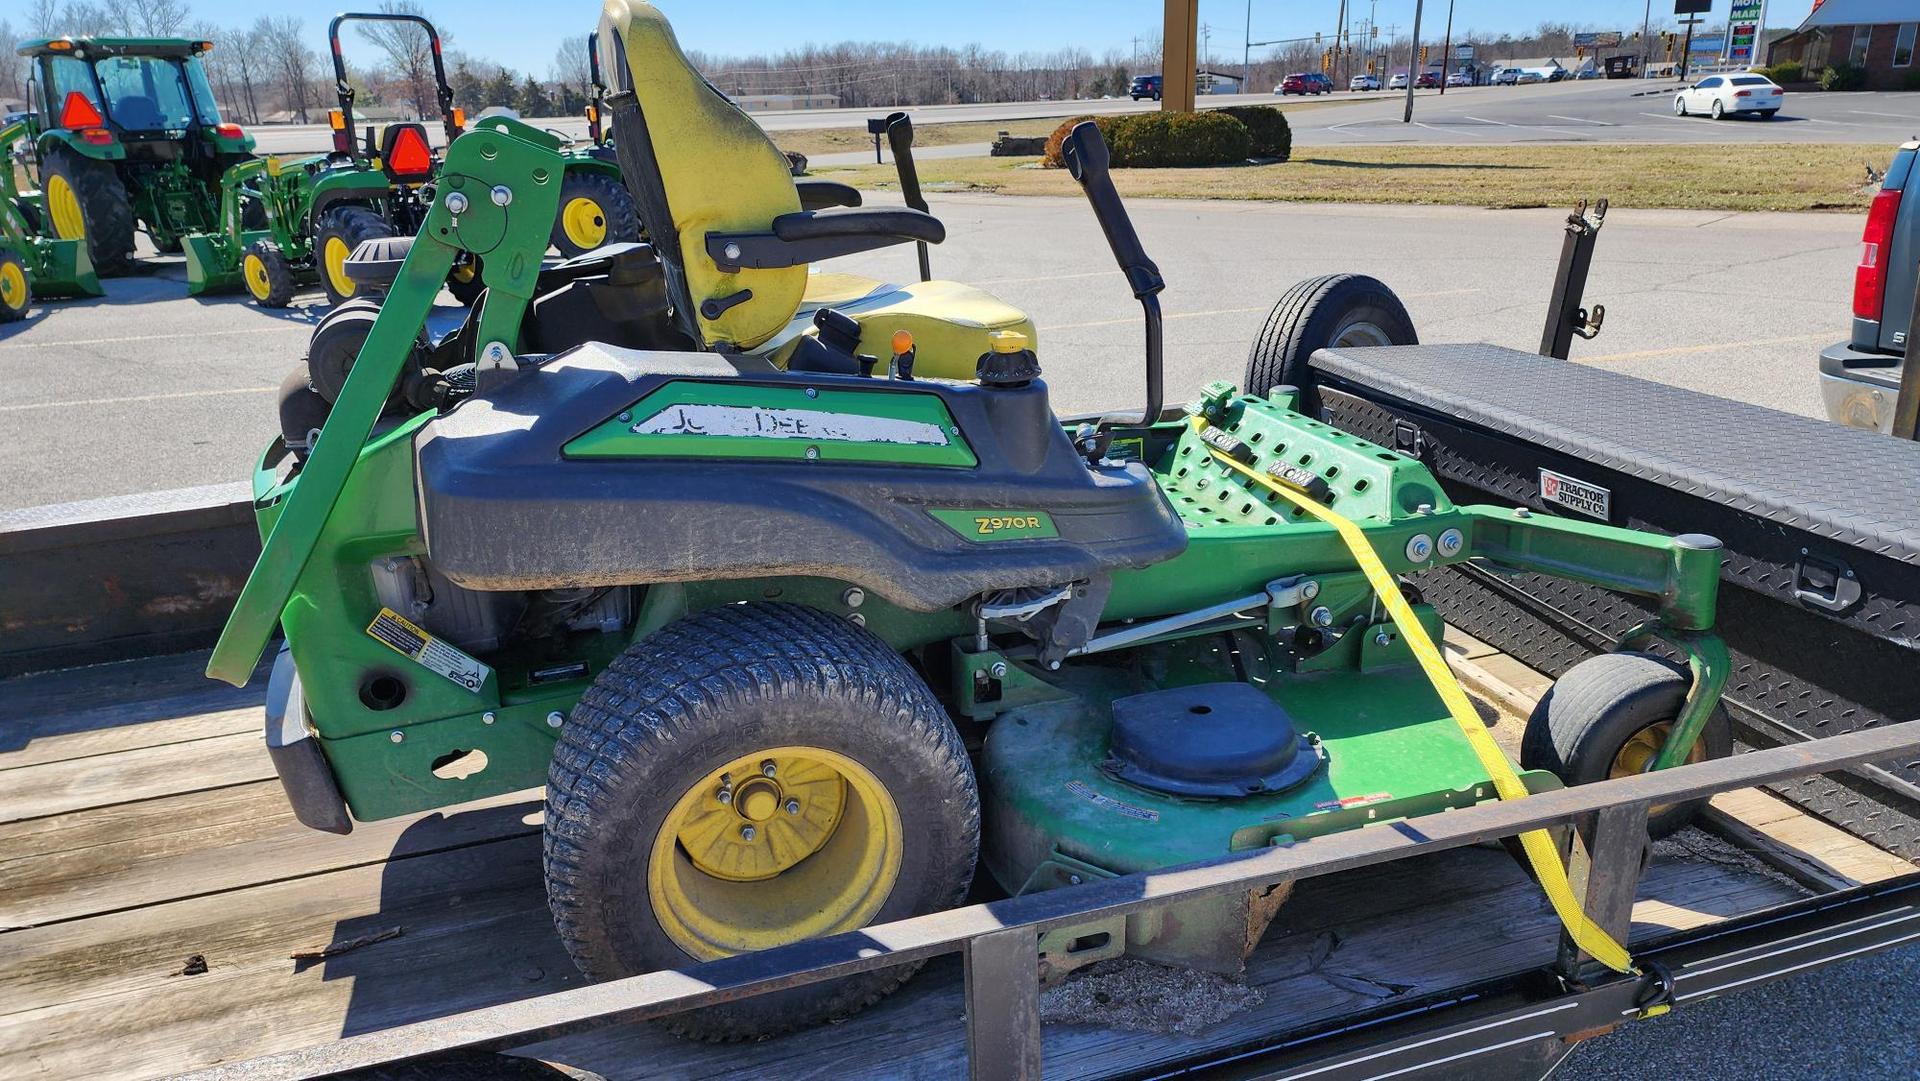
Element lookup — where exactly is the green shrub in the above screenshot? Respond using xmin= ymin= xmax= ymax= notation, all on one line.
xmin=1819 ymin=63 xmax=1866 ymax=91
xmin=1216 ymin=104 xmax=1292 ymax=160
xmin=1757 ymin=60 xmax=1803 ymax=84
xmin=1043 ymin=110 xmax=1253 ymax=168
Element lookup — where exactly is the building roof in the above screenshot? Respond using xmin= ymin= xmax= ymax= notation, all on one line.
xmin=1498 ymin=56 xmax=1566 ymax=70
xmin=1797 ymin=0 xmax=1918 ymax=30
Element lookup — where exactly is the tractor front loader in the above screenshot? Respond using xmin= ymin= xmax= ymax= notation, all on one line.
xmin=1 ymin=118 xmax=104 ymax=320
xmin=206 ymin=0 xmax=1732 ymax=1046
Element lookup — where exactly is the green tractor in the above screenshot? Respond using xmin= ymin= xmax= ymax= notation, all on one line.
xmin=184 ymin=12 xmax=639 ymax=308
xmin=15 ymin=36 xmax=253 ymax=275
xmin=1 ymin=116 xmax=105 ymax=320
xmin=208 ymin=0 xmax=1731 ymax=1042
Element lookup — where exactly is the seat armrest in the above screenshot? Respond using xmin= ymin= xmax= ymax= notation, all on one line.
xmin=707 ymin=207 xmax=946 ymax=271
xmin=795 ymin=179 xmax=863 ymax=211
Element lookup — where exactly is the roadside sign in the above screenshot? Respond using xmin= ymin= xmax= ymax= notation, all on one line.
xmin=1689 ymin=33 xmax=1726 ymax=54
xmin=1573 ymin=31 xmax=1623 ymax=47
xmin=1674 ymin=0 xmax=1711 ymax=14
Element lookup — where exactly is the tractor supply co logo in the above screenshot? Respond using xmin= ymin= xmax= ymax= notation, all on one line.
xmin=366 ymin=607 xmax=491 ymax=692
xmin=634 ymin=403 xmax=949 ymax=446
xmin=1538 ymin=468 xmax=1611 ymax=521
xmin=1067 ymin=780 xmax=1160 ymax=823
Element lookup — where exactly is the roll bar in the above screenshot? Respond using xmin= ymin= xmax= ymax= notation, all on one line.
xmin=328 ymin=12 xmax=462 ymax=153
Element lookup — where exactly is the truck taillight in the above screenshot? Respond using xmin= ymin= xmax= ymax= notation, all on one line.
xmin=1854 ymin=188 xmax=1903 ymax=322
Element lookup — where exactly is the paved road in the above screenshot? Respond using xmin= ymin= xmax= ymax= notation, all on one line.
xmin=245 ymin=80 xmax=1920 ymax=156
xmin=0 ymin=194 xmax=1857 ymax=510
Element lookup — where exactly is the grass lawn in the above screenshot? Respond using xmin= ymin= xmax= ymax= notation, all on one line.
xmin=815 ymin=143 xmax=1882 ymax=213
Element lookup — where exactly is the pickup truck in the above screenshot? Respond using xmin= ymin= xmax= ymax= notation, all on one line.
xmin=1821 ymin=140 xmax=1916 ymax=433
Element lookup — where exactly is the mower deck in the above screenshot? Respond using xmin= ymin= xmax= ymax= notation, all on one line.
xmin=5 ymin=643 xmax=1909 ymax=1080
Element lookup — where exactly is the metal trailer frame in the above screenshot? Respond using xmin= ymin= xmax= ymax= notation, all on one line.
xmin=184 ymin=718 xmax=1920 ymax=1081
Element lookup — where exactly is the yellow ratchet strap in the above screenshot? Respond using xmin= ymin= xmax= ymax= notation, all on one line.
xmin=1198 ymin=422 xmax=1638 ymax=977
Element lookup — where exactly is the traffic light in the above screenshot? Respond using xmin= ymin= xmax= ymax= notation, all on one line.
xmin=1315 ymin=31 xmax=1322 ymax=45
xmin=1321 ymin=49 xmax=1332 ymax=73
xmin=1419 ymin=45 xmax=1429 ymax=66
xmin=1371 ymin=26 xmax=1379 ymax=39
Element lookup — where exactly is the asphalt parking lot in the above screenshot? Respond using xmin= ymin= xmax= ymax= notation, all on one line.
xmin=0 ymin=194 xmax=1857 ymax=510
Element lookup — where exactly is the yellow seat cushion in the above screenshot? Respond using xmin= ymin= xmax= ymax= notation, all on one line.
xmin=767 ymin=272 xmax=1039 ymax=381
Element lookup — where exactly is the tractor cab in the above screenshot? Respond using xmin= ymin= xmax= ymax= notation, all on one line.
xmin=18 ymin=37 xmax=253 ymax=272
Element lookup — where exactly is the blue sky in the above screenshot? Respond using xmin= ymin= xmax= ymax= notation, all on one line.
xmin=183 ymin=0 xmax=1820 ymax=79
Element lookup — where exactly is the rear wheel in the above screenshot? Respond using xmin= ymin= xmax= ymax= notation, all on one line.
xmin=544 ymin=602 xmax=979 ymax=1041
xmin=550 ymin=170 xmax=641 ymax=258
xmin=1520 ymin=652 xmax=1732 ymax=838
xmin=42 ymin=150 xmax=135 ymax=276
xmin=242 ymin=241 xmax=297 ymax=308
xmin=1245 ymin=273 xmax=1418 ymax=396
xmin=0 ymin=249 xmax=30 ymax=322
xmin=314 ymin=205 xmax=396 ymax=306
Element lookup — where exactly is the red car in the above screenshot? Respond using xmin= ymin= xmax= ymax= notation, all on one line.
xmin=1277 ymin=73 xmax=1332 ymax=96
xmin=1415 ymin=71 xmax=1442 ymax=89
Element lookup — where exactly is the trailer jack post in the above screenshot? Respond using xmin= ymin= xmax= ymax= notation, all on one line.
xmin=1539 ymin=197 xmax=1608 ymax=360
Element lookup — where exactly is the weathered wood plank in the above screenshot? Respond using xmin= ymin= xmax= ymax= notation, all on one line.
xmin=1701 ymin=788 xmax=1917 ymax=893
xmin=0 ymin=707 xmax=258 ymax=771
xmin=0 ymin=730 xmax=273 ymax=824
xmin=0 ymin=781 xmax=543 ymax=929
xmin=0 ymin=650 xmax=266 ymax=749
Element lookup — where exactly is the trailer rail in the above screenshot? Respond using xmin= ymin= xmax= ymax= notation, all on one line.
xmin=184 ymin=717 xmax=1920 ymax=1081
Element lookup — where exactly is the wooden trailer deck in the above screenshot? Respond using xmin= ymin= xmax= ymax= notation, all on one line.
xmin=1 ymin=638 xmax=1911 ymax=1080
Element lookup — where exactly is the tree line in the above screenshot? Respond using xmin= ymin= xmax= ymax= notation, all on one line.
xmin=2 ymin=5 xmax=1691 ymax=125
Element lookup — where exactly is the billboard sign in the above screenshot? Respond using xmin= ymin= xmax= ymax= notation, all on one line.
xmin=1573 ymin=31 xmax=1624 ymax=47
xmin=1454 ymin=44 xmax=1475 ymax=59
xmin=1689 ymin=33 xmax=1726 ymax=54
xmin=1674 ymin=0 xmax=1712 ymax=14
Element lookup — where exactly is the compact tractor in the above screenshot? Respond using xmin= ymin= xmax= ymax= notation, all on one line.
xmin=184 ymin=12 xmax=639 ymax=309
xmin=209 ymin=0 xmax=1731 ymax=1042
xmin=1 ymin=116 xmax=104 ymax=320
xmin=14 ymin=36 xmax=254 ymax=276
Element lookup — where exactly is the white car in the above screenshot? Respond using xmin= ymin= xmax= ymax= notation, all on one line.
xmin=1349 ymin=73 xmax=1380 ymax=91
xmin=1674 ymin=73 xmax=1782 ymax=119
xmin=1515 ymin=70 xmax=1546 ymax=84
xmin=1388 ymin=72 xmax=1409 ymax=89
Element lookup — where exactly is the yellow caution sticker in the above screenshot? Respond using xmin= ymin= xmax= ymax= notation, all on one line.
xmin=365 ymin=607 xmax=490 ymax=692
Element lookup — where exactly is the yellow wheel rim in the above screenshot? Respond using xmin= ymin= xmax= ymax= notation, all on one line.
xmin=323 ymin=236 xmax=355 ymax=298
xmin=242 ymin=253 xmax=273 ymax=301
xmin=46 ymin=174 xmax=85 ymax=239
xmin=647 ymin=745 xmax=903 ymax=961
xmin=561 ymin=196 xmax=608 ymax=250
xmin=1609 ymin=720 xmax=1707 ymax=816
xmin=451 ymin=261 xmax=477 ymax=283
xmin=0 ymin=262 xmax=26 ymax=309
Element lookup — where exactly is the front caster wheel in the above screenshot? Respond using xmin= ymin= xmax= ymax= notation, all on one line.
xmin=1520 ymin=652 xmax=1731 ymax=838
xmin=544 ymin=602 xmax=980 ymax=1041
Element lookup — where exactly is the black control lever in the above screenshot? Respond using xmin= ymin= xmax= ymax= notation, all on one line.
xmin=884 ymin=111 xmax=932 ymax=282
xmin=1062 ymin=121 xmax=1164 ymax=429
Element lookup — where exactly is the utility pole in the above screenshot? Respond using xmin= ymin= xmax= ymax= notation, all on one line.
xmin=1402 ymin=0 xmax=1423 ymax=122
xmin=1640 ymin=0 xmax=1652 ymax=68
xmin=1438 ymin=0 xmax=1454 ymax=94
xmin=1335 ymin=0 xmax=1348 ymax=89
xmin=1243 ymin=0 xmax=1253 ymax=93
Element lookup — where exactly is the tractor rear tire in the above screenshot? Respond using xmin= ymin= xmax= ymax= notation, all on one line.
xmin=42 ymin=150 xmax=135 ymax=276
xmin=315 ymin=205 xmax=397 ymax=307
xmin=445 ymin=255 xmax=485 ymax=306
xmin=1520 ymin=652 xmax=1732 ymax=838
xmin=1245 ymin=273 xmax=1418 ymax=397
xmin=243 ymin=241 xmax=297 ymax=308
xmin=544 ymin=602 xmax=980 ymax=1042
xmin=0 ymin=249 xmax=30 ymax=322
xmin=550 ymin=170 xmax=641 ymax=258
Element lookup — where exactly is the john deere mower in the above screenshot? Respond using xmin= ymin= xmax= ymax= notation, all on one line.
xmin=15 ymin=36 xmax=253 ymax=275
xmin=1 ymin=117 xmax=104 ymax=320
xmin=208 ymin=0 xmax=1730 ymax=1042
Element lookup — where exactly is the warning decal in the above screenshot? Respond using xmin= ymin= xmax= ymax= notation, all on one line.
xmin=1067 ymin=779 xmax=1160 ymax=823
xmin=365 ymin=607 xmax=490 ymax=692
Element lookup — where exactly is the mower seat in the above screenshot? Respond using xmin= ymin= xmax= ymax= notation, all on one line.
xmin=598 ymin=0 xmax=1035 ymax=372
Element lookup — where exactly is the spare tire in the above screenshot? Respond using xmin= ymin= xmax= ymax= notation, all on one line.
xmin=1245 ymin=273 xmax=1417 ymax=397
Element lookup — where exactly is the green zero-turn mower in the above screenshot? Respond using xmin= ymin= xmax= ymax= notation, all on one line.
xmin=15 ymin=36 xmax=254 ymax=276
xmin=1 ymin=117 xmax=105 ymax=321
xmin=207 ymin=0 xmax=1732 ymax=1041
xmin=183 ymin=12 xmax=641 ymax=309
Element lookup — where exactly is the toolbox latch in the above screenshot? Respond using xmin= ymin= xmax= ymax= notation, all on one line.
xmin=1392 ymin=420 xmax=1427 ymax=460
xmin=1792 ymin=550 xmax=1862 ymax=614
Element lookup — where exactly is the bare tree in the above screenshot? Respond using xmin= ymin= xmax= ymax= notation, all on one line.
xmin=355 ymin=0 xmax=442 ymax=121
xmin=0 ymin=21 xmax=26 ymax=105
xmin=549 ymin=37 xmax=590 ymax=102
xmin=255 ymin=15 xmax=319 ymax=123
xmin=114 ymin=0 xmax=192 ymax=36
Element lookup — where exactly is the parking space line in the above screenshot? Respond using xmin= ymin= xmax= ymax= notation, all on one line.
xmin=1581 ymin=332 xmax=1830 ymax=363
xmin=1849 ymin=109 xmax=1920 ymax=120
xmin=0 ymin=326 xmax=295 ymax=350
xmin=1637 ymin=111 xmax=1694 ymax=123
xmin=1416 ymin=121 xmax=1490 ymax=139
xmin=1044 ymin=289 xmax=1480 ymax=333
xmin=0 ymin=385 xmax=278 ymax=413
xmin=1547 ymin=115 xmax=1613 ymax=125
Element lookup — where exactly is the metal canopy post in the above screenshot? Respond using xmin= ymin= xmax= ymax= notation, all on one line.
xmin=1539 ymin=199 xmax=1608 ymax=359
xmin=1163 ymin=0 xmax=1199 ymax=112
